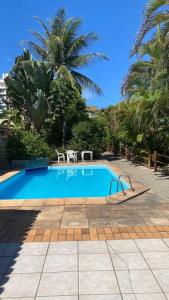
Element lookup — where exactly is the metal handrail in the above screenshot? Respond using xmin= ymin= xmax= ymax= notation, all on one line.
xmin=118 ymin=173 xmax=134 ymax=191
xmin=109 ymin=178 xmax=125 ymax=196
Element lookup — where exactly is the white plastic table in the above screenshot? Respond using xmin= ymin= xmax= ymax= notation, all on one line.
xmin=81 ymin=151 xmax=93 ymax=162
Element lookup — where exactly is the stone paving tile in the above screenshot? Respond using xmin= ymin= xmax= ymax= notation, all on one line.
xmin=63 ymin=211 xmax=87 ymax=220
xmin=37 ymin=272 xmax=78 ymax=296
xmin=143 ymin=252 xmax=169 ymax=269
xmin=0 ymin=298 xmax=34 ymax=300
xmin=163 ymin=238 xmax=169 ymax=248
xmin=0 ymin=273 xmax=41 ymax=297
xmin=79 ymin=254 xmax=113 ymax=271
xmin=122 ymin=294 xmax=166 ymax=300
xmin=32 ymin=220 xmax=61 ymax=229
xmin=107 ymin=240 xmax=139 ymax=253
xmin=116 ymin=270 xmax=162 ymax=293
xmin=36 ymin=297 xmax=78 ymax=300
xmin=48 ymin=241 xmax=77 ymax=255
xmin=112 ymin=211 xmax=139 ymax=218
xmin=143 ymin=217 xmax=169 ymax=226
xmin=153 ymin=269 xmax=169 ymax=292
xmin=79 ymin=271 xmax=119 ymax=295
xmin=135 ymin=239 xmax=169 ymax=252
xmin=79 ymin=295 xmax=122 ymax=299
xmin=89 ymin=218 xmax=117 ymax=227
xmin=61 ymin=219 xmax=88 ymax=228
xmin=19 ymin=242 xmax=49 ymax=255
xmin=44 ymin=254 xmax=77 ymax=272
xmin=7 ymin=255 xmax=45 ymax=273
xmin=78 ymin=241 xmax=108 ymax=254
xmin=111 ymin=252 xmax=149 ymax=270
xmin=37 ymin=206 xmax=64 ymax=220
xmin=116 ymin=218 xmax=146 ymax=227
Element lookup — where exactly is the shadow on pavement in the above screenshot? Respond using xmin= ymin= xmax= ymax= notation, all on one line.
xmin=0 ymin=208 xmax=40 ymax=295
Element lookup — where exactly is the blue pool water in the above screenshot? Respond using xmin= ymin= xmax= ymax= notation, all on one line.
xmin=0 ymin=166 xmax=129 ymax=199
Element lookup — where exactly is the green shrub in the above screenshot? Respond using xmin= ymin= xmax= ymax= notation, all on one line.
xmin=6 ymin=129 xmax=53 ymax=161
xmin=68 ymin=119 xmax=106 ymax=158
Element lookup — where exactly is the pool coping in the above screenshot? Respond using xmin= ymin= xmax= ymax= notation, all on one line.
xmin=0 ymin=160 xmax=149 ymax=206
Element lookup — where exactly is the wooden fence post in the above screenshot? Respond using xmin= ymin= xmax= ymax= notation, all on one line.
xmin=154 ymin=151 xmax=157 ymax=172
xmin=125 ymin=146 xmax=128 ymax=160
xmin=147 ymin=151 xmax=151 ymax=169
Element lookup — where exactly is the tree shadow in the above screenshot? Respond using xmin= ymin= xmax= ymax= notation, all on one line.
xmin=0 ymin=208 xmax=40 ymax=295
xmin=101 ymin=153 xmax=121 ymax=161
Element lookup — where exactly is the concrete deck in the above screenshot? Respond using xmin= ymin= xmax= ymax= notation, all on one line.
xmin=111 ymin=159 xmax=169 ymax=201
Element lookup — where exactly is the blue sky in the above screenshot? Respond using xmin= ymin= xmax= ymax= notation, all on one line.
xmin=0 ymin=0 xmax=147 ymax=108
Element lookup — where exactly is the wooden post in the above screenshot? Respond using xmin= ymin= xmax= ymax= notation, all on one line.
xmin=147 ymin=151 xmax=151 ymax=169
xmin=154 ymin=151 xmax=157 ymax=172
xmin=125 ymin=146 xmax=128 ymax=160
xmin=119 ymin=144 xmax=122 ymax=157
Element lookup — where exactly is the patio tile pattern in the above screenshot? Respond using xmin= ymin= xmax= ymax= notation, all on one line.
xmin=0 ymin=239 xmax=169 ymax=298
xmin=1 ymin=225 xmax=169 ymax=242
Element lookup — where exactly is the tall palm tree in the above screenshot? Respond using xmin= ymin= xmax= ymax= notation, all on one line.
xmin=24 ymin=8 xmax=108 ymax=95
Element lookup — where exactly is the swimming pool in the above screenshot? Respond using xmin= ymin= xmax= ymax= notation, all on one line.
xmin=0 ymin=165 xmax=129 ymax=199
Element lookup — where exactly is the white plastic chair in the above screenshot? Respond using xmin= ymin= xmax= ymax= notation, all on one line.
xmin=55 ymin=149 xmax=65 ymax=163
xmin=66 ymin=150 xmax=77 ymax=163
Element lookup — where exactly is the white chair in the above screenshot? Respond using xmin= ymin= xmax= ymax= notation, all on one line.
xmin=55 ymin=149 xmax=65 ymax=163
xmin=81 ymin=151 xmax=93 ymax=161
xmin=66 ymin=150 xmax=77 ymax=163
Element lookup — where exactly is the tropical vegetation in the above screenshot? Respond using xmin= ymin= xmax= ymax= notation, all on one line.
xmin=98 ymin=0 xmax=169 ymax=163
xmin=3 ymin=1 xmax=169 ymax=165
xmin=4 ymin=8 xmax=107 ymax=160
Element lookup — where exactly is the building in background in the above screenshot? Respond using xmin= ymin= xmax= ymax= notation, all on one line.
xmin=86 ymin=105 xmax=99 ymax=118
xmin=0 ymin=73 xmax=8 ymax=114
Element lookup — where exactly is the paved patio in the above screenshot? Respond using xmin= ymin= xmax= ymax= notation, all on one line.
xmin=111 ymin=158 xmax=169 ymax=201
xmin=0 ymin=239 xmax=169 ymax=299
xmin=0 ymin=159 xmax=169 ymax=298
xmin=0 ymin=159 xmax=169 ymax=241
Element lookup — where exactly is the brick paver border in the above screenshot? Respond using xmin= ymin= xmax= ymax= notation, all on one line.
xmin=0 ymin=226 xmax=169 ymax=243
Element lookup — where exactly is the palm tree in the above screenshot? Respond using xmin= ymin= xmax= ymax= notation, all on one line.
xmin=24 ymin=8 xmax=108 ymax=95
xmin=123 ymin=30 xmax=168 ymax=97
xmin=121 ymin=29 xmax=169 ymax=155
xmin=133 ymin=0 xmax=169 ymax=53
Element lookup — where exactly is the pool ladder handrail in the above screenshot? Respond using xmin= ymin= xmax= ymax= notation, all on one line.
xmin=109 ymin=178 xmax=126 ymax=196
xmin=117 ymin=173 xmax=134 ymax=191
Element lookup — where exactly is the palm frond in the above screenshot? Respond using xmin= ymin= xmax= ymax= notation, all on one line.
xmin=29 ymin=30 xmax=47 ymax=47
xmin=34 ymin=16 xmax=50 ymax=37
xmin=57 ymin=65 xmax=76 ymax=87
xmin=71 ymin=70 xmax=103 ymax=95
xmin=67 ymin=33 xmax=98 ymax=57
xmin=22 ymin=41 xmax=47 ymax=59
xmin=144 ymin=0 xmax=168 ymax=18
xmin=66 ymin=52 xmax=108 ymax=68
xmin=51 ymin=8 xmax=66 ymax=36
xmin=133 ymin=11 xmax=169 ymax=54
xmin=63 ymin=18 xmax=82 ymax=48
